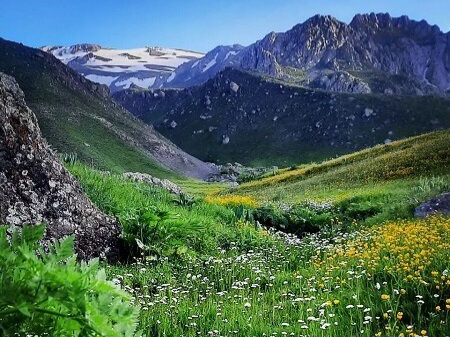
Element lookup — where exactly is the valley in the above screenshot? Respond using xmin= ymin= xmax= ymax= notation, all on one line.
xmin=1 ymin=7 xmax=449 ymax=337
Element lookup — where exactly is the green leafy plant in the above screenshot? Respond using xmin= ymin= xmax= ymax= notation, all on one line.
xmin=411 ymin=176 xmax=450 ymax=196
xmin=120 ymin=207 xmax=205 ymax=257
xmin=172 ymin=193 xmax=197 ymax=208
xmin=252 ymin=203 xmax=331 ymax=235
xmin=0 ymin=224 xmax=139 ymax=337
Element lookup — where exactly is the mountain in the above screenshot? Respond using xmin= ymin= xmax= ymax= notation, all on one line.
xmin=0 ymin=38 xmax=215 ymax=179
xmin=41 ymin=44 xmax=203 ymax=93
xmin=157 ymin=13 xmax=450 ymax=95
xmin=158 ymin=44 xmax=245 ymax=88
xmin=113 ymin=67 xmax=450 ymax=166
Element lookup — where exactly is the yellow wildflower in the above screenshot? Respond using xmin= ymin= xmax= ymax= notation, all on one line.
xmin=381 ymin=294 xmax=390 ymax=301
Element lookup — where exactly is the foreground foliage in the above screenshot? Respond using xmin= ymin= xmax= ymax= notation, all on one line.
xmin=0 ymin=225 xmax=138 ymax=337
xmin=6 ymin=136 xmax=448 ymax=337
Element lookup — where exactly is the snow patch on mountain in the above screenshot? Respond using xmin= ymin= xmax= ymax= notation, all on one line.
xmin=42 ymin=44 xmax=203 ymax=92
xmin=85 ymin=74 xmax=119 ymax=86
xmin=115 ymin=76 xmax=156 ymax=89
xmin=202 ymin=53 xmax=218 ymax=73
xmin=166 ymin=72 xmax=176 ymax=83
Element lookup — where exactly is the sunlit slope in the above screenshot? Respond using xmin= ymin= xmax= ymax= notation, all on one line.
xmin=235 ymin=130 xmax=450 ymax=203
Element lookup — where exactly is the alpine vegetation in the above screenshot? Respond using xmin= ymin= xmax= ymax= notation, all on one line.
xmin=1 ymin=3 xmax=450 ymax=337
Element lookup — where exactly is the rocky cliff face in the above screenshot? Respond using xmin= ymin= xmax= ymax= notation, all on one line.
xmin=157 ymin=13 xmax=450 ymax=94
xmin=0 ymin=72 xmax=120 ymax=260
xmin=238 ymin=13 xmax=450 ymax=93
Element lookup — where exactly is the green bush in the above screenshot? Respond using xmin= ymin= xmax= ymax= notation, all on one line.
xmin=0 ymin=224 xmax=139 ymax=337
xmin=252 ymin=203 xmax=333 ymax=235
xmin=336 ymin=194 xmax=385 ymax=221
xmin=119 ymin=206 xmax=206 ymax=258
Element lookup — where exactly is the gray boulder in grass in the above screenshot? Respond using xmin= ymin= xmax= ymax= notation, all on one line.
xmin=0 ymin=72 xmax=120 ymax=261
xmin=414 ymin=193 xmax=450 ymax=218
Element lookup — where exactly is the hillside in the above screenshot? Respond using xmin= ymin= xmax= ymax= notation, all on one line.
xmin=42 ymin=44 xmax=203 ymax=93
xmin=0 ymin=38 xmax=215 ymax=179
xmin=113 ymin=67 xmax=450 ymax=166
xmin=154 ymin=13 xmax=450 ymax=95
xmin=237 ymin=130 xmax=450 ymax=193
xmin=228 ymin=130 xmax=450 ymax=223
xmin=3 ymin=5 xmax=450 ymax=337
xmin=53 ymin=132 xmax=450 ymax=337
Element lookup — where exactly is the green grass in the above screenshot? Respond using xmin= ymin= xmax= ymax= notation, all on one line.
xmin=3 ymin=36 xmax=449 ymax=337
xmin=61 ymin=133 xmax=450 ymax=337
xmin=229 ymin=130 xmax=450 ymax=224
xmin=107 ymin=216 xmax=450 ymax=337
xmin=67 ymin=162 xmax=269 ymax=258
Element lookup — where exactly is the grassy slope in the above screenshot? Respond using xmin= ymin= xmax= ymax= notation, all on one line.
xmin=66 ymin=162 xmax=268 ymax=258
xmin=0 ymin=38 xmax=209 ymax=181
xmin=65 ymin=157 xmax=450 ymax=337
xmin=232 ymin=130 xmax=450 ymax=222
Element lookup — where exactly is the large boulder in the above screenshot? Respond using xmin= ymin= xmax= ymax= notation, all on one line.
xmin=0 ymin=72 xmax=120 ymax=260
xmin=414 ymin=193 xmax=450 ymax=218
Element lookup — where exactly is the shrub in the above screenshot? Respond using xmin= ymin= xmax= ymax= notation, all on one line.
xmin=336 ymin=194 xmax=385 ymax=221
xmin=252 ymin=203 xmax=333 ymax=235
xmin=0 ymin=224 xmax=139 ymax=337
xmin=119 ymin=206 xmax=206 ymax=258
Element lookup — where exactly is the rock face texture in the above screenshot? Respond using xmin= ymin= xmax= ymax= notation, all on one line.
xmin=414 ymin=193 xmax=450 ymax=218
xmin=123 ymin=172 xmax=184 ymax=195
xmin=239 ymin=14 xmax=450 ymax=92
xmin=0 ymin=72 xmax=120 ymax=260
xmin=156 ymin=13 xmax=450 ymax=94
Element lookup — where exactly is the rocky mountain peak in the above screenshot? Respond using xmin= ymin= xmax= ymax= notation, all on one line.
xmin=68 ymin=43 xmax=102 ymax=54
xmin=350 ymin=13 xmax=442 ymax=37
xmin=302 ymin=14 xmax=342 ymax=28
xmin=49 ymin=14 xmax=450 ymax=95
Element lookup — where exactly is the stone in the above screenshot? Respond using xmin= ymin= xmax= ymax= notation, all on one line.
xmin=414 ymin=193 xmax=450 ymax=218
xmin=123 ymin=172 xmax=184 ymax=195
xmin=0 ymin=73 xmax=120 ymax=261
xmin=364 ymin=108 xmax=374 ymax=117
xmin=170 ymin=120 xmax=178 ymax=128
xmin=230 ymin=82 xmax=239 ymax=93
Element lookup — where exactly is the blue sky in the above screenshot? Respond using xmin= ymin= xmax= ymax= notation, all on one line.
xmin=1 ymin=0 xmax=448 ymax=52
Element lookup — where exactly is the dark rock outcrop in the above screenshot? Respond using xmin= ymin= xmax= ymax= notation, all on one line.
xmin=414 ymin=193 xmax=450 ymax=218
xmin=112 ymin=67 xmax=450 ymax=166
xmin=0 ymin=72 xmax=120 ymax=260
